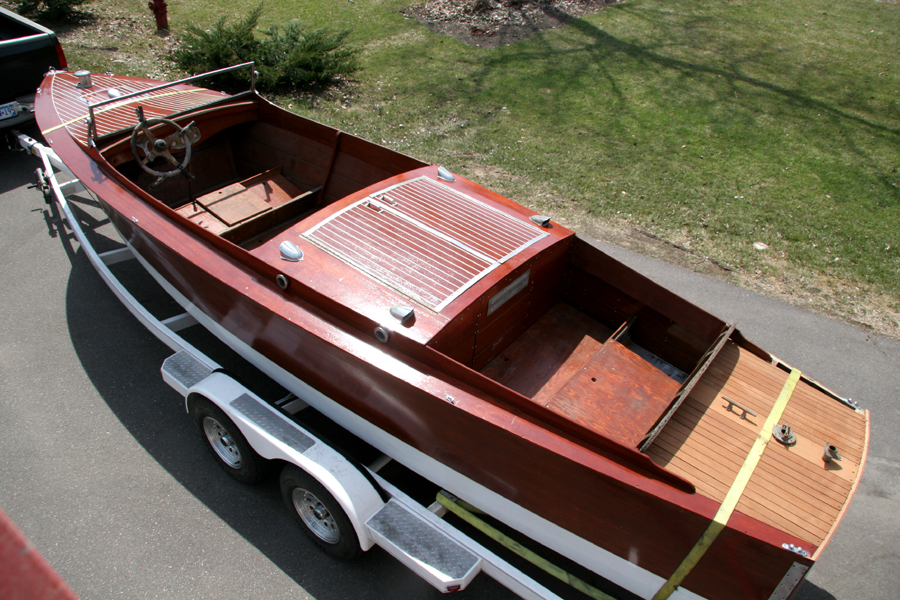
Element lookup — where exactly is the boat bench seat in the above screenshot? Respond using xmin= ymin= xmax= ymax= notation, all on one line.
xmin=481 ymin=303 xmax=682 ymax=446
xmin=172 ymin=167 xmax=320 ymax=245
xmin=220 ymin=186 xmax=321 ymax=247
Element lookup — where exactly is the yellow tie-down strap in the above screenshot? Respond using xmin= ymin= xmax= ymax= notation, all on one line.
xmin=651 ymin=368 xmax=802 ymax=600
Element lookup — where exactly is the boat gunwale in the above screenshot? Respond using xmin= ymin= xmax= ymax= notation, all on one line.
xmin=811 ymin=407 xmax=870 ymax=560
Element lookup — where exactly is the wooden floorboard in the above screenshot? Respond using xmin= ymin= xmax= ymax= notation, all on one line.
xmin=480 ymin=302 xmax=612 ymax=401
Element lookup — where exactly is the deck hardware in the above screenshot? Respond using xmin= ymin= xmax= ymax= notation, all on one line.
xmin=374 ymin=326 xmax=390 ymax=343
xmin=445 ymin=394 xmax=456 ymax=405
xmin=364 ymin=199 xmax=384 ymax=213
xmin=841 ymin=397 xmax=860 ymax=410
xmin=376 ymin=193 xmax=397 ymax=206
xmin=823 ymin=443 xmax=842 ymax=462
xmin=276 ymin=274 xmax=289 ymax=290
xmin=781 ymin=543 xmax=809 ymax=557
xmin=131 ymin=217 xmax=138 ymax=223
xmin=773 ymin=424 xmax=796 ymax=446
xmin=279 ymin=240 xmax=303 ymax=262
xmin=437 ymin=166 xmax=456 ymax=182
xmin=529 ymin=215 xmax=552 ymax=228
xmin=723 ymin=397 xmax=756 ymax=420
xmin=74 ymin=70 xmax=93 ymax=89
xmin=389 ymin=305 xmax=415 ymax=324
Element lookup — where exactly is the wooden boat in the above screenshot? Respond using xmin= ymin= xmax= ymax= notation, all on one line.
xmin=35 ymin=64 xmax=869 ymax=600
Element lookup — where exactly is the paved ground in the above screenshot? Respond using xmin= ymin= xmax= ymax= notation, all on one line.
xmin=1 ymin=125 xmax=897 ymax=600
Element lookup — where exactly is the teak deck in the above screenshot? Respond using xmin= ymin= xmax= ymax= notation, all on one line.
xmin=647 ymin=341 xmax=867 ymax=548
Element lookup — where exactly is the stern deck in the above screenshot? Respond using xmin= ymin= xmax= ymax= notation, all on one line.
xmin=647 ymin=341 xmax=868 ymax=549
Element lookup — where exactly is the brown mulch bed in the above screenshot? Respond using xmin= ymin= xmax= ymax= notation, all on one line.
xmin=402 ymin=0 xmax=621 ymax=48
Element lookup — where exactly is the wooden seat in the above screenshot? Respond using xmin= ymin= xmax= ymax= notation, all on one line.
xmin=480 ymin=303 xmax=613 ymax=401
xmin=222 ymin=186 xmax=322 ymax=248
xmin=173 ymin=167 xmax=320 ymax=244
xmin=196 ymin=167 xmax=301 ymax=226
xmin=547 ymin=340 xmax=681 ymax=447
xmin=481 ymin=302 xmax=682 ymax=446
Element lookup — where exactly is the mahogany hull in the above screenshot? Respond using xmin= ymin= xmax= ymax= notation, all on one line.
xmin=104 ymin=201 xmax=811 ymax=600
xmin=33 ymin=70 xmax=868 ymax=600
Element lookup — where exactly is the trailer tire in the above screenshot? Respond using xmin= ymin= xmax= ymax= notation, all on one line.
xmin=280 ymin=465 xmax=362 ymax=559
xmin=192 ymin=397 xmax=268 ymax=484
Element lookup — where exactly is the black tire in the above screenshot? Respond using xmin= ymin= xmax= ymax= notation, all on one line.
xmin=191 ymin=397 xmax=268 ymax=484
xmin=280 ymin=465 xmax=362 ymax=559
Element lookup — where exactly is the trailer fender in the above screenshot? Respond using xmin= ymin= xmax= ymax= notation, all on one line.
xmin=184 ymin=372 xmax=383 ymax=551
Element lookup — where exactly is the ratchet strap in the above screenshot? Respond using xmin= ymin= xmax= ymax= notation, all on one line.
xmin=651 ymin=368 xmax=802 ymax=600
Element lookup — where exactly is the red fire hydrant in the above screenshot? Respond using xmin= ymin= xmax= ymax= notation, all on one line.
xmin=148 ymin=0 xmax=168 ymax=31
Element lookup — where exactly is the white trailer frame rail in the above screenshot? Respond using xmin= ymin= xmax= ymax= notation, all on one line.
xmin=18 ymin=131 xmax=570 ymax=600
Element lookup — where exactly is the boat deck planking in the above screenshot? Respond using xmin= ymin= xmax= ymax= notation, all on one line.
xmin=648 ymin=341 xmax=866 ymax=548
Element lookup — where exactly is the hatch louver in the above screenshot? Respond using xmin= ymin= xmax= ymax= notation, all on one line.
xmin=304 ymin=176 xmax=546 ymax=311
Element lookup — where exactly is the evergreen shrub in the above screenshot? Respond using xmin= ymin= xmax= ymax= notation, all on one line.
xmin=173 ymin=4 xmax=358 ymax=93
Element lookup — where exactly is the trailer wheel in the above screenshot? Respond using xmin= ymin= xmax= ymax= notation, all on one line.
xmin=191 ymin=398 xmax=267 ymax=484
xmin=280 ymin=465 xmax=361 ymax=559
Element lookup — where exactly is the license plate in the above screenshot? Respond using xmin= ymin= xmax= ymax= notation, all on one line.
xmin=0 ymin=102 xmax=18 ymax=121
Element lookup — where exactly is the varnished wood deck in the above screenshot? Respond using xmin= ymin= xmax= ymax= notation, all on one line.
xmin=648 ymin=341 xmax=868 ymax=548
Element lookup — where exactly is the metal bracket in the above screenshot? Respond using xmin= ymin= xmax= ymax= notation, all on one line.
xmin=769 ymin=562 xmax=809 ymax=600
xmin=781 ymin=543 xmax=809 ymax=558
xmin=723 ymin=396 xmax=757 ymax=420
xmin=364 ymin=199 xmax=384 ymax=213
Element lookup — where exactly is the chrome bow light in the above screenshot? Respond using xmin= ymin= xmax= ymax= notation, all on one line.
xmin=279 ymin=240 xmax=303 ymax=261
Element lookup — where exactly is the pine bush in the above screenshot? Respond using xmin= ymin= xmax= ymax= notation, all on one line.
xmin=173 ymin=4 xmax=358 ymax=93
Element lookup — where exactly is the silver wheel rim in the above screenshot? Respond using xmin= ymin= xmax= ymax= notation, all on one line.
xmin=292 ymin=487 xmax=340 ymax=544
xmin=202 ymin=416 xmax=242 ymax=469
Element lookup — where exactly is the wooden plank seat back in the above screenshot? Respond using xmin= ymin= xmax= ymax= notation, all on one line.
xmin=221 ymin=185 xmax=322 ymax=247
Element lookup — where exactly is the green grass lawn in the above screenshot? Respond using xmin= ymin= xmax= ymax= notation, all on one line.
xmin=55 ymin=0 xmax=900 ymax=334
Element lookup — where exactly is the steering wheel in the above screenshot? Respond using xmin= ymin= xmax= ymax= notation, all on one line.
xmin=130 ymin=117 xmax=194 ymax=184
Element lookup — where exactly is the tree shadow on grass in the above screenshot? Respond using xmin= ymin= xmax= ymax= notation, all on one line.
xmin=410 ymin=3 xmax=899 ymax=205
